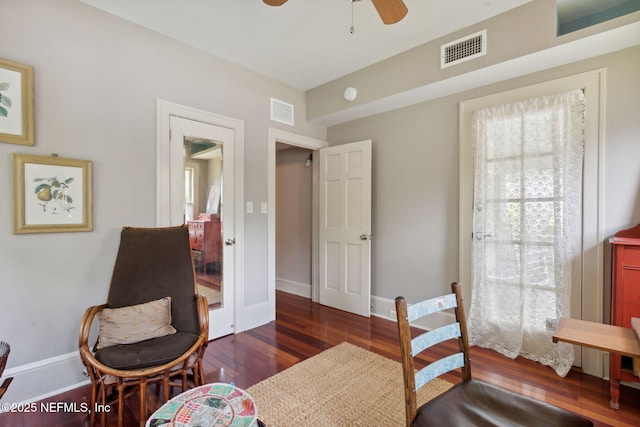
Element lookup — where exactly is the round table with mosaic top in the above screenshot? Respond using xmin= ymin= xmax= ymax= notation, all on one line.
xmin=146 ymin=383 xmax=260 ymax=427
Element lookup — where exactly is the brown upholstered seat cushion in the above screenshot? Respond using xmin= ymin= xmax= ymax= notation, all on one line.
xmin=95 ymin=331 xmax=199 ymax=370
xmin=413 ymin=379 xmax=592 ymax=427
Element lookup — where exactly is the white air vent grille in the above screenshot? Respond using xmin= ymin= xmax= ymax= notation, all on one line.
xmin=270 ymin=98 xmax=294 ymax=126
xmin=441 ymin=30 xmax=486 ymax=68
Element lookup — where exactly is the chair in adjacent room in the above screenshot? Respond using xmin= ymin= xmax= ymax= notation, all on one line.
xmin=395 ymin=282 xmax=593 ymax=427
xmin=79 ymin=226 xmax=209 ymax=427
xmin=0 ymin=341 xmax=12 ymax=401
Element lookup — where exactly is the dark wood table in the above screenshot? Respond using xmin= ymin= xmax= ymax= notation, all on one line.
xmin=553 ymin=317 xmax=640 ymax=410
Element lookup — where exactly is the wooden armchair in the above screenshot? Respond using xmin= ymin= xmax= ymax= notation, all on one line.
xmin=0 ymin=341 xmax=12 ymax=400
xmin=79 ymin=226 xmax=209 ymax=427
xmin=395 ymin=282 xmax=592 ymax=427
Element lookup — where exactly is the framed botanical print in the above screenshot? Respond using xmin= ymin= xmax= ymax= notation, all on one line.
xmin=0 ymin=58 xmax=34 ymax=146
xmin=13 ymin=154 xmax=93 ymax=233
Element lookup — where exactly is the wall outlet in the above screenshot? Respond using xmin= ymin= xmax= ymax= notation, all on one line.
xmin=389 ymin=309 xmax=397 ymax=319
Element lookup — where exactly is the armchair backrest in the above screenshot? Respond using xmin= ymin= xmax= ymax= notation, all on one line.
xmin=106 ymin=226 xmax=200 ymax=335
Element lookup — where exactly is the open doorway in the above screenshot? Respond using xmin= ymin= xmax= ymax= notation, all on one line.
xmin=275 ymin=144 xmax=314 ymax=298
xmin=267 ymin=128 xmax=327 ymax=318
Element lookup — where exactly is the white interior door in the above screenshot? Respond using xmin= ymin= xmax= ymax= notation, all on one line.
xmin=318 ymin=140 xmax=372 ymax=317
xmin=170 ymin=116 xmax=235 ymax=340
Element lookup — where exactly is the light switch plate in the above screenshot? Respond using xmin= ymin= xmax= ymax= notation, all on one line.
xmin=246 ymin=202 xmax=253 ymax=214
xmin=261 ymin=202 xmax=268 ymax=214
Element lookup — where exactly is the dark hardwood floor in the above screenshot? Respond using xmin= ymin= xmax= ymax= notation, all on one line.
xmin=2 ymin=291 xmax=639 ymax=426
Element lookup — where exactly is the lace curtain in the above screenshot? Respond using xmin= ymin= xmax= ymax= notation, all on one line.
xmin=467 ymin=90 xmax=585 ymax=377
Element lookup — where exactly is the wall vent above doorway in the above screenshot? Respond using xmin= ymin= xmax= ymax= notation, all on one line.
xmin=270 ymin=98 xmax=294 ymax=126
xmin=441 ymin=30 xmax=487 ymax=68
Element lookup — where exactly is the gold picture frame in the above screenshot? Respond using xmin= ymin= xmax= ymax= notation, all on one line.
xmin=13 ymin=154 xmax=93 ymax=234
xmin=0 ymin=58 xmax=35 ymax=146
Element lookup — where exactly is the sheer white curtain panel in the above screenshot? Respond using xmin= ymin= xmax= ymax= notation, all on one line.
xmin=467 ymin=90 xmax=585 ymax=377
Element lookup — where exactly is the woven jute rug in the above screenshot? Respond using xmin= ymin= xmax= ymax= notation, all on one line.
xmin=246 ymin=342 xmax=452 ymax=427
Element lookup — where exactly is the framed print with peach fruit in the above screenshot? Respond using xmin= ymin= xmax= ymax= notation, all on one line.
xmin=13 ymin=154 xmax=93 ymax=233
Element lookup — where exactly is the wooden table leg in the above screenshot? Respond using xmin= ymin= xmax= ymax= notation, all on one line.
xmin=609 ymin=378 xmax=620 ymax=410
xmin=609 ymin=354 xmax=621 ymax=410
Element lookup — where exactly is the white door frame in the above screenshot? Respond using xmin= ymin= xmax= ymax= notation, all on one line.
xmin=268 ymin=128 xmax=327 ymax=313
xmin=157 ymin=99 xmax=245 ymax=334
xmin=458 ymin=70 xmax=605 ymax=377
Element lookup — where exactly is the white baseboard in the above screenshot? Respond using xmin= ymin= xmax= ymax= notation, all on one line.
xmin=276 ymin=278 xmax=311 ymax=298
xmin=241 ymin=300 xmax=275 ymax=331
xmin=0 ymin=351 xmax=89 ymax=409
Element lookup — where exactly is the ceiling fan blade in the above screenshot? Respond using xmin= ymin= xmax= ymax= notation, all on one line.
xmin=371 ymin=0 xmax=408 ymax=25
xmin=263 ymin=0 xmax=288 ymax=6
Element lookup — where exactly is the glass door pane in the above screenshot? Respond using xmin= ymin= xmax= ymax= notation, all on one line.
xmin=184 ymin=137 xmax=223 ymax=308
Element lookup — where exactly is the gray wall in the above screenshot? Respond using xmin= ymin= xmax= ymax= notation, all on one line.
xmin=0 ymin=0 xmax=325 ymax=372
xmin=327 ymin=46 xmax=640 ymax=304
xmin=276 ymin=147 xmax=313 ymax=290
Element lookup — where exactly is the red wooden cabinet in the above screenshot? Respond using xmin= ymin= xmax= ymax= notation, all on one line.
xmin=188 ymin=216 xmax=221 ymax=273
xmin=609 ymin=224 xmax=640 ymax=408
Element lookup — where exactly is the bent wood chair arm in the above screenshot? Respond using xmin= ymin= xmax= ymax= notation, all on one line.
xmin=78 ymin=295 xmax=209 ymax=427
xmin=78 ymin=295 xmax=209 ymax=379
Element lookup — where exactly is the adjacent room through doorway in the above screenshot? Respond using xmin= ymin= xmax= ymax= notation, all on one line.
xmin=275 ymin=143 xmax=314 ymax=298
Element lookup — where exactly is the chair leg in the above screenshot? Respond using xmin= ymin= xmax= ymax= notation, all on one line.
xmin=163 ymin=374 xmax=170 ymax=402
xmin=88 ymin=381 xmax=97 ymax=426
xmin=99 ymin=382 xmax=111 ymax=427
xmin=117 ymin=382 xmax=125 ymax=427
xmin=139 ymin=378 xmax=147 ymax=427
xmin=196 ymin=362 xmax=205 ymax=386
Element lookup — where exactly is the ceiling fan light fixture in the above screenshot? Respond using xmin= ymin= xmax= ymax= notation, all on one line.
xmin=264 ymin=0 xmax=408 ymax=25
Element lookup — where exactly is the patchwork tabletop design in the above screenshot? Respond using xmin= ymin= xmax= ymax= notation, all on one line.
xmin=146 ymin=383 xmax=258 ymax=427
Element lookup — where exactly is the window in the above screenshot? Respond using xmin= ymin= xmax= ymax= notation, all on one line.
xmin=185 ymin=167 xmax=195 ymax=221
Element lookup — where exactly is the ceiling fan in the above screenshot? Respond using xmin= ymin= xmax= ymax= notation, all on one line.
xmin=263 ymin=0 xmax=408 ymax=25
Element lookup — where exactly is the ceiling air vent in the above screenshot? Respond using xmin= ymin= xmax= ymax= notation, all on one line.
xmin=270 ymin=98 xmax=294 ymax=126
xmin=441 ymin=30 xmax=487 ymax=68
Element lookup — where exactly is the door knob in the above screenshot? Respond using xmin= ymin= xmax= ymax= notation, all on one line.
xmin=473 ymin=232 xmax=492 ymax=241
xmin=360 ymin=234 xmax=372 ymax=241
xmin=225 ymin=238 xmax=236 ymax=246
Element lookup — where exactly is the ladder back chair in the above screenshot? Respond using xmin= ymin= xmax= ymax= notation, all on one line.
xmin=395 ymin=282 xmax=593 ymax=427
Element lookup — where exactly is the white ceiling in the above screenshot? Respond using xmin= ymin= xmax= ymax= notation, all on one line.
xmin=79 ymin=0 xmax=534 ymax=90
xmin=78 ymin=0 xmax=640 ymax=125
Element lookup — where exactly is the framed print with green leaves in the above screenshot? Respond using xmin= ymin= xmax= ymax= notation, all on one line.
xmin=0 ymin=58 xmax=34 ymax=146
xmin=13 ymin=154 xmax=93 ymax=233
